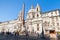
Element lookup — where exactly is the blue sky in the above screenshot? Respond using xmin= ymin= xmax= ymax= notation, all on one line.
xmin=0 ymin=0 xmax=60 ymax=22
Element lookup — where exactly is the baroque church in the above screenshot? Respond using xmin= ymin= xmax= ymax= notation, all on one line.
xmin=0 ymin=3 xmax=60 ymax=36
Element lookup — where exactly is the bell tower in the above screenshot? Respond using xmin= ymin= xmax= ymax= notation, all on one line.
xmin=36 ymin=3 xmax=41 ymax=12
xmin=35 ymin=3 xmax=42 ymax=18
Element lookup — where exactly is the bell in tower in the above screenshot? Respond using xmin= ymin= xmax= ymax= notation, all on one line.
xmin=35 ymin=3 xmax=41 ymax=12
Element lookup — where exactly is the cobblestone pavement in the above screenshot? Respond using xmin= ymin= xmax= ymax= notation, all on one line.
xmin=0 ymin=32 xmax=59 ymax=40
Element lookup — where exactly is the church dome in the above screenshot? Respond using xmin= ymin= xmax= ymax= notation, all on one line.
xmin=28 ymin=9 xmax=35 ymax=13
xmin=28 ymin=5 xmax=35 ymax=13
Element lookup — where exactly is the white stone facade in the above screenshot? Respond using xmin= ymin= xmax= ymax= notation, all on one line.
xmin=0 ymin=4 xmax=60 ymax=35
xmin=26 ymin=3 xmax=60 ymax=35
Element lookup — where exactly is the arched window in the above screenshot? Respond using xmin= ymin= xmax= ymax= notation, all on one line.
xmin=37 ymin=24 xmax=39 ymax=31
xmin=33 ymin=15 xmax=34 ymax=18
xmin=32 ymin=12 xmax=35 ymax=18
xmin=37 ymin=8 xmax=38 ymax=11
xmin=32 ymin=28 xmax=34 ymax=32
xmin=37 ymin=14 xmax=39 ymax=17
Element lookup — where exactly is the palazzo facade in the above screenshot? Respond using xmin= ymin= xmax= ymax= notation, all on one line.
xmin=0 ymin=4 xmax=60 ymax=36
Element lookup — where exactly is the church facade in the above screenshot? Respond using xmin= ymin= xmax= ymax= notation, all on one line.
xmin=0 ymin=4 xmax=60 ymax=36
